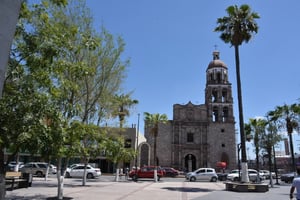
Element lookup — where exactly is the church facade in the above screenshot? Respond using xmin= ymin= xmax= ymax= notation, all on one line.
xmin=141 ymin=51 xmax=237 ymax=172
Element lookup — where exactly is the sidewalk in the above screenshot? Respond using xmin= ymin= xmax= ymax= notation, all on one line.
xmin=5 ymin=177 xmax=291 ymax=200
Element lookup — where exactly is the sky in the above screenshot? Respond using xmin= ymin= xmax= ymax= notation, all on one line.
xmin=85 ymin=1 xmax=300 ymax=159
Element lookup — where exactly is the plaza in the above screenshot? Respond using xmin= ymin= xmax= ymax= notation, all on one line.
xmin=5 ymin=176 xmax=292 ymax=200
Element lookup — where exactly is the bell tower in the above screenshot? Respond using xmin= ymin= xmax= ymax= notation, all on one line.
xmin=205 ymin=51 xmax=236 ymax=170
xmin=205 ymin=51 xmax=234 ymax=123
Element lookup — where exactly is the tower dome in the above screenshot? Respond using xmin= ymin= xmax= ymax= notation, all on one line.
xmin=206 ymin=51 xmax=229 ymax=84
xmin=207 ymin=51 xmax=227 ymax=70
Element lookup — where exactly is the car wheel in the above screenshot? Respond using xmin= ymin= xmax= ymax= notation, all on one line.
xmin=87 ymin=173 xmax=94 ymax=179
xmin=65 ymin=172 xmax=71 ymax=178
xmin=132 ymin=174 xmax=138 ymax=181
xmin=233 ymin=177 xmax=239 ymax=182
xmin=190 ymin=176 xmax=196 ymax=182
xmin=211 ymin=177 xmax=217 ymax=182
xmin=36 ymin=171 xmax=43 ymax=177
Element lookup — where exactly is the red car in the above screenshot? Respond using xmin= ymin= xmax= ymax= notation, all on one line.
xmin=129 ymin=166 xmax=165 ymax=181
xmin=162 ymin=167 xmax=179 ymax=177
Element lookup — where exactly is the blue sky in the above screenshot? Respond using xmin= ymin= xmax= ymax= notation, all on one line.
xmin=85 ymin=1 xmax=300 ymax=158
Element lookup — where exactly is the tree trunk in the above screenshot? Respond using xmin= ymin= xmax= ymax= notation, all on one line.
xmin=267 ymin=147 xmax=273 ymax=187
xmin=0 ymin=148 xmax=6 ymax=200
xmin=154 ymin=135 xmax=157 ymax=165
xmin=0 ymin=0 xmax=22 ymax=96
xmin=56 ymin=158 xmax=64 ymax=200
xmin=82 ymin=161 xmax=88 ymax=186
xmin=288 ymin=132 xmax=296 ymax=172
xmin=234 ymin=45 xmax=249 ymax=183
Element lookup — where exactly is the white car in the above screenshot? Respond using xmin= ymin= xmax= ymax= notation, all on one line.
xmin=185 ymin=168 xmax=218 ymax=182
xmin=20 ymin=162 xmax=57 ymax=177
xmin=227 ymin=169 xmax=265 ymax=182
xmin=259 ymin=170 xmax=275 ymax=179
xmin=65 ymin=165 xmax=101 ymax=179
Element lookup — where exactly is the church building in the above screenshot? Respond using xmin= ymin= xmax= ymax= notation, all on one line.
xmin=141 ymin=51 xmax=237 ymax=172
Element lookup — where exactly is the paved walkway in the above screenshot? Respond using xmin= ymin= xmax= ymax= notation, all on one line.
xmin=5 ymin=177 xmax=292 ymax=200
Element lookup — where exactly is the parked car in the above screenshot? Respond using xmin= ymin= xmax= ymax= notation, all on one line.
xmin=20 ymin=162 xmax=56 ymax=177
xmin=227 ymin=169 xmax=265 ymax=182
xmin=259 ymin=170 xmax=275 ymax=179
xmin=7 ymin=161 xmax=24 ymax=171
xmin=161 ymin=167 xmax=179 ymax=177
xmin=65 ymin=164 xmax=101 ymax=179
xmin=129 ymin=166 xmax=165 ymax=181
xmin=185 ymin=168 xmax=218 ymax=182
xmin=280 ymin=172 xmax=295 ymax=183
xmin=217 ymin=172 xmax=228 ymax=181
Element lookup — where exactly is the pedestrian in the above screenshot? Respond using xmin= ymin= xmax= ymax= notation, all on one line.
xmin=290 ymin=168 xmax=300 ymax=199
xmin=125 ymin=167 xmax=129 ymax=180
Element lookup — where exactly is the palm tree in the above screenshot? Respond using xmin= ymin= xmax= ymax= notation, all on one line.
xmin=214 ymin=4 xmax=259 ymax=183
xmin=245 ymin=118 xmax=268 ymax=183
xmin=245 ymin=118 xmax=267 ymax=172
xmin=144 ymin=112 xmax=168 ymax=166
xmin=112 ymin=93 xmax=138 ymax=128
xmin=267 ymin=103 xmax=300 ymax=172
xmin=261 ymin=117 xmax=282 ymax=187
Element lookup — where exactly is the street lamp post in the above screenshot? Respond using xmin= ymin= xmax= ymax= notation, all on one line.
xmin=134 ymin=114 xmax=140 ymax=181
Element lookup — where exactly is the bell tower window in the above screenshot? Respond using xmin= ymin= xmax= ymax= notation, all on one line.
xmin=222 ymin=107 xmax=229 ymax=122
xmin=222 ymin=89 xmax=227 ymax=102
xmin=217 ymin=72 xmax=221 ymax=83
xmin=213 ymin=106 xmax=219 ymax=122
xmin=212 ymin=89 xmax=218 ymax=102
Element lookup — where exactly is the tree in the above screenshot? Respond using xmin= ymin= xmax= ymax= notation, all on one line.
xmin=268 ymin=103 xmax=300 ymax=172
xmin=4 ymin=0 xmax=131 ymax=199
xmin=67 ymin=121 xmax=106 ymax=186
xmin=144 ymin=112 xmax=168 ymax=166
xmin=245 ymin=118 xmax=266 ymax=172
xmin=104 ymin=133 xmax=136 ymax=181
xmin=112 ymin=93 xmax=139 ymax=128
xmin=214 ymin=4 xmax=259 ymax=183
xmin=260 ymin=117 xmax=282 ymax=187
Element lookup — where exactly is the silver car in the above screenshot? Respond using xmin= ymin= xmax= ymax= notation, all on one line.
xmin=185 ymin=168 xmax=218 ymax=182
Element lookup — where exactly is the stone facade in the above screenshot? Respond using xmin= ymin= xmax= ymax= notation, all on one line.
xmin=142 ymin=51 xmax=237 ymax=172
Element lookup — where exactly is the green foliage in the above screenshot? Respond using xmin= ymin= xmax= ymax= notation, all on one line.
xmin=144 ymin=112 xmax=168 ymax=165
xmin=214 ymin=4 xmax=260 ymax=46
xmin=104 ymin=134 xmax=136 ymax=167
xmin=1 ymin=0 xmax=133 ymax=167
xmin=111 ymin=93 xmax=139 ymax=128
xmin=267 ymin=103 xmax=300 ymax=134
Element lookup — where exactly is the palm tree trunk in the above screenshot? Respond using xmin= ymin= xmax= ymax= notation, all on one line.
xmin=267 ymin=147 xmax=274 ymax=187
xmin=234 ymin=45 xmax=249 ymax=182
xmin=288 ymin=132 xmax=296 ymax=172
xmin=154 ymin=136 xmax=157 ymax=165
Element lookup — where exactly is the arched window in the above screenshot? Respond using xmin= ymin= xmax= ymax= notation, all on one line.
xmin=212 ymin=89 xmax=218 ymax=102
xmin=217 ymin=72 xmax=222 ymax=83
xmin=222 ymin=107 xmax=228 ymax=122
xmin=213 ymin=106 xmax=219 ymax=122
xmin=222 ymin=89 xmax=227 ymax=102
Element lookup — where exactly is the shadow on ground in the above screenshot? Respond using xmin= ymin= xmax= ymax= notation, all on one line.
xmin=162 ymin=187 xmax=214 ymax=193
